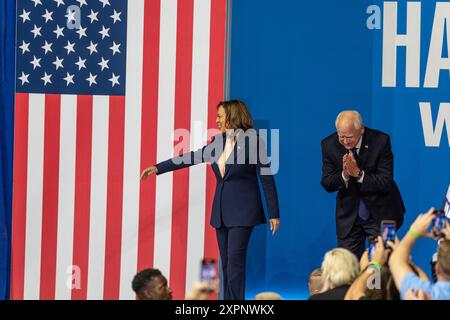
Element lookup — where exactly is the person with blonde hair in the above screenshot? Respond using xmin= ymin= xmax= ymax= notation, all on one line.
xmin=310 ymin=248 xmax=359 ymax=300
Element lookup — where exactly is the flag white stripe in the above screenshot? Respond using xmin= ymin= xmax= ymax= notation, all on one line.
xmin=24 ymin=93 xmax=45 ymax=300
xmin=119 ymin=0 xmax=145 ymax=300
xmin=185 ymin=0 xmax=212 ymax=295
xmin=54 ymin=94 xmax=77 ymax=300
xmin=154 ymin=0 xmax=178 ymax=282
xmin=86 ymin=96 xmax=110 ymax=299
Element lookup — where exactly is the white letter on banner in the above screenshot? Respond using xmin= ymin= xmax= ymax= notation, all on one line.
xmin=382 ymin=2 xmax=421 ymax=88
xmin=367 ymin=5 xmax=381 ymax=30
xmin=424 ymin=3 xmax=450 ymax=88
xmin=419 ymin=102 xmax=450 ymax=147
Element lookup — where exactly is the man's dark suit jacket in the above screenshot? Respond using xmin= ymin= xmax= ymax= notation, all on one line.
xmin=155 ymin=131 xmax=280 ymax=228
xmin=321 ymin=127 xmax=405 ymax=239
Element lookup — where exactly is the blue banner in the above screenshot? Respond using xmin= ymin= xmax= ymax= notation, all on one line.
xmin=230 ymin=0 xmax=450 ymax=299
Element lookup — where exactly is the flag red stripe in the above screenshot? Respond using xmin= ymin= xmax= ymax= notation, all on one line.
xmin=169 ymin=0 xmax=195 ymax=300
xmin=103 ymin=96 xmax=126 ymax=299
xmin=11 ymin=93 xmax=29 ymax=300
xmin=39 ymin=94 xmax=61 ymax=300
xmin=204 ymin=0 xmax=227 ymax=297
xmin=71 ymin=95 xmax=93 ymax=300
xmin=137 ymin=0 xmax=161 ymax=275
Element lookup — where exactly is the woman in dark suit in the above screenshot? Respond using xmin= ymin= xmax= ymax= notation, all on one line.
xmin=141 ymin=100 xmax=280 ymax=300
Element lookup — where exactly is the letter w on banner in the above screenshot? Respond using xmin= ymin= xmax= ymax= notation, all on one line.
xmin=11 ymin=0 xmax=227 ymax=300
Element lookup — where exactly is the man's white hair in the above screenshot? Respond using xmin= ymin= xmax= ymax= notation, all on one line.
xmin=335 ymin=111 xmax=364 ymax=130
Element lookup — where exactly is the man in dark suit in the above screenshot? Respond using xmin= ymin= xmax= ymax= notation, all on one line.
xmin=321 ymin=110 xmax=405 ymax=259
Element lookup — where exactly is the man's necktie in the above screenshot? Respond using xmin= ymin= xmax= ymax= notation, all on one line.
xmin=351 ymin=147 xmax=370 ymax=220
xmin=351 ymin=147 xmax=359 ymax=164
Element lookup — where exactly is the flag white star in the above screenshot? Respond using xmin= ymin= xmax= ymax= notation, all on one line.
xmin=109 ymin=73 xmax=120 ymax=87
xmin=76 ymin=26 xmax=87 ymax=39
xmin=65 ymin=9 xmax=76 ymax=23
xmin=75 ymin=57 xmax=87 ymax=70
xmin=53 ymin=25 xmax=65 ymax=39
xmin=99 ymin=26 xmax=110 ymax=39
xmin=52 ymin=56 xmax=64 ymax=70
xmin=86 ymin=73 xmax=97 ymax=87
xmin=18 ymin=72 xmax=30 ymax=85
xmin=31 ymin=0 xmax=42 ymax=7
xmin=41 ymin=41 xmax=53 ymax=55
xmin=54 ymin=0 xmax=65 ymax=7
xmin=19 ymin=9 xmax=31 ymax=23
xmin=76 ymin=0 xmax=87 ymax=7
xmin=64 ymin=40 xmax=75 ymax=55
xmin=86 ymin=41 xmax=98 ymax=55
xmin=87 ymin=10 xmax=99 ymax=23
xmin=63 ymin=72 xmax=75 ymax=86
xmin=110 ymin=41 xmax=121 ymax=55
xmin=31 ymin=25 xmax=42 ymax=38
xmin=98 ymin=57 xmax=109 ymax=71
xmin=19 ymin=41 xmax=30 ymax=54
xmin=30 ymin=56 xmax=41 ymax=69
xmin=99 ymin=0 xmax=110 ymax=8
xmin=42 ymin=9 xmax=54 ymax=23
xmin=110 ymin=10 xmax=122 ymax=24
xmin=41 ymin=72 xmax=52 ymax=86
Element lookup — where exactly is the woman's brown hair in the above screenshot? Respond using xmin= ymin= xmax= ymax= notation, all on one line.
xmin=217 ymin=100 xmax=254 ymax=131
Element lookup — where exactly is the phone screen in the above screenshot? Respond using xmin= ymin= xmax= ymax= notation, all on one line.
xmin=381 ymin=222 xmax=396 ymax=246
xmin=368 ymin=242 xmax=376 ymax=261
xmin=200 ymin=258 xmax=216 ymax=291
xmin=431 ymin=210 xmax=447 ymax=239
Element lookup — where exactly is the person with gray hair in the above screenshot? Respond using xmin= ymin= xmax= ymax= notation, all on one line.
xmin=320 ymin=110 xmax=405 ymax=259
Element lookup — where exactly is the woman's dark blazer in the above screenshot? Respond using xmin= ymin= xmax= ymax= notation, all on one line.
xmin=155 ymin=131 xmax=280 ymax=228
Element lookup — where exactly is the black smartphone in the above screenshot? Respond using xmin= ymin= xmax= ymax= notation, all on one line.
xmin=431 ymin=210 xmax=447 ymax=240
xmin=381 ymin=220 xmax=396 ymax=247
xmin=200 ymin=258 xmax=216 ymax=292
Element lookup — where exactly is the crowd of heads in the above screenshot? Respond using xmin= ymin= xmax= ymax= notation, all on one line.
xmin=309 ymin=208 xmax=450 ymax=300
xmin=131 ymin=207 xmax=450 ymax=301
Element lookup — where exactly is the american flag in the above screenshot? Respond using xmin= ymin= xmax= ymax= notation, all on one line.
xmin=11 ymin=0 xmax=227 ymax=300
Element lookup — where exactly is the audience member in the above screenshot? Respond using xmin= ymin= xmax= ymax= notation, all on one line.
xmin=132 ymin=268 xmax=173 ymax=300
xmin=345 ymin=236 xmax=399 ymax=300
xmin=389 ymin=208 xmax=450 ymax=300
xmin=309 ymin=248 xmax=359 ymax=300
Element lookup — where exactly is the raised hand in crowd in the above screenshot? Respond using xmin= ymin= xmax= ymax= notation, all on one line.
xmin=409 ymin=207 xmax=435 ymax=238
